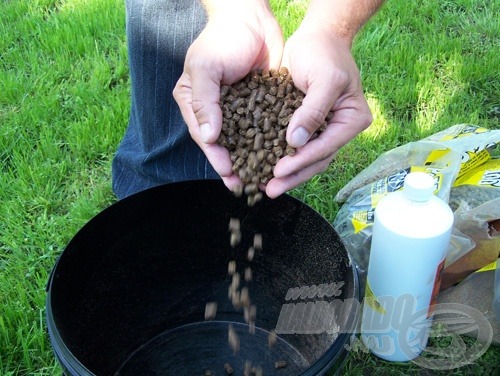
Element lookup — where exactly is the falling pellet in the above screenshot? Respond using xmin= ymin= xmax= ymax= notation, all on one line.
xmin=253 ymin=234 xmax=262 ymax=250
xmin=268 ymin=329 xmax=277 ymax=347
xmin=249 ymin=320 xmax=255 ymax=334
xmin=247 ymin=246 xmax=255 ymax=261
xmin=252 ymin=366 xmax=263 ymax=376
xmin=240 ymin=287 xmax=250 ymax=307
xmin=224 ymin=362 xmax=234 ymax=375
xmin=275 ymin=360 xmax=287 ymax=369
xmin=204 ymin=302 xmax=217 ymax=320
xmin=230 ymin=231 xmax=241 ymax=247
xmin=228 ymin=324 xmax=240 ymax=353
xmin=231 ymin=272 xmax=240 ymax=290
xmin=244 ymin=361 xmax=252 ymax=376
xmin=244 ymin=267 xmax=252 ymax=282
xmin=228 ymin=218 xmax=240 ymax=232
xmin=228 ymin=260 xmax=236 ymax=275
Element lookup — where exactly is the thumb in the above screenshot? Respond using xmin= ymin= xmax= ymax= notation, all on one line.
xmin=191 ymin=70 xmax=223 ymax=144
xmin=286 ymin=78 xmax=338 ymax=148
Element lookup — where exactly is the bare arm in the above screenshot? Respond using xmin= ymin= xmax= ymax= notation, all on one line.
xmin=303 ymin=0 xmax=385 ymax=44
xmin=266 ymin=0 xmax=385 ymax=198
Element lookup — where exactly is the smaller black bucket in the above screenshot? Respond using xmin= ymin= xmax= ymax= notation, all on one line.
xmin=46 ymin=180 xmax=359 ymax=375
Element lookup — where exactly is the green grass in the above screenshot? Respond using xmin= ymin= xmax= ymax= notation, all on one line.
xmin=0 ymin=0 xmax=499 ymax=375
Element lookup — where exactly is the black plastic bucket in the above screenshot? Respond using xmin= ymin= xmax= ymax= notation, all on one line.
xmin=46 ymin=180 xmax=359 ymax=375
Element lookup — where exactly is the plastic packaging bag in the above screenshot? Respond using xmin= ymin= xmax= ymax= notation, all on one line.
xmin=333 ymin=124 xmax=500 ymax=274
xmin=442 ymin=158 xmax=500 ymax=269
xmin=495 ymin=259 xmax=500 ymax=322
xmin=335 ymin=124 xmax=500 ymax=203
xmin=437 ymin=259 xmax=500 ymax=346
xmin=441 ymin=201 xmax=500 ymax=289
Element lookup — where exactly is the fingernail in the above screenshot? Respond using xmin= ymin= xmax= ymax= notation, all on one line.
xmin=291 ymin=127 xmax=309 ymax=147
xmin=200 ymin=123 xmax=211 ymax=142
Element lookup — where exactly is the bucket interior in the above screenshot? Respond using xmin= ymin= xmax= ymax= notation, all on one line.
xmin=46 ymin=180 xmax=358 ymax=375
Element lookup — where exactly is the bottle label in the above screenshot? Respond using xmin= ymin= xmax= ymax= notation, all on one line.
xmin=427 ymin=258 xmax=446 ymax=318
xmin=365 ymin=279 xmax=386 ymax=315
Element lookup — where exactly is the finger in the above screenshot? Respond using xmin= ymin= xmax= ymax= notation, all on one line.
xmin=273 ymin=123 xmax=337 ymax=178
xmin=265 ymin=156 xmax=332 ymax=198
xmin=265 ymin=31 xmax=284 ymax=70
xmin=189 ymin=61 xmax=223 ymax=144
xmin=221 ymin=175 xmax=244 ymax=192
xmin=275 ymin=95 xmax=372 ymax=178
xmin=286 ymin=77 xmax=341 ymax=148
xmin=174 ymin=75 xmax=234 ymax=179
xmin=201 ymin=143 xmax=235 ymax=178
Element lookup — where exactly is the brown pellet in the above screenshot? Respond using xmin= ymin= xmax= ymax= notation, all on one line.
xmin=231 ymin=290 xmax=241 ymax=307
xmin=204 ymin=302 xmax=217 ymax=320
xmin=228 ymin=260 xmax=236 ymax=275
xmin=256 ymin=149 xmax=267 ymax=162
xmin=264 ymin=93 xmax=276 ymax=105
xmin=224 ymin=363 xmax=234 ymax=375
xmin=233 ymin=184 xmax=243 ymax=197
xmin=249 ymin=320 xmax=255 ymax=334
xmin=253 ymin=234 xmax=263 ymax=250
xmin=230 ymin=231 xmax=241 ymax=247
xmin=239 ymin=87 xmax=252 ymax=97
xmin=275 ymin=360 xmax=287 ymax=369
xmin=244 ymin=306 xmax=250 ymax=323
xmin=240 ymin=287 xmax=250 ymax=307
xmin=262 ymin=164 xmax=272 ymax=176
xmin=228 ymin=324 xmax=240 ymax=353
xmin=244 ymin=361 xmax=252 ymax=376
xmin=244 ymin=183 xmax=258 ymax=195
xmin=253 ymin=132 xmax=265 ymax=151
xmin=205 ymin=370 xmax=214 ymax=376
xmin=268 ymin=329 xmax=277 ymax=347
xmin=256 ymin=86 xmax=266 ymax=102
xmin=231 ymin=272 xmax=240 ymax=290
xmin=228 ymin=218 xmax=240 ymax=232
xmin=244 ymin=267 xmax=252 ymax=282
xmin=249 ymin=305 xmax=257 ymax=321
xmin=220 ymin=85 xmax=230 ymax=98
xmin=253 ymin=192 xmax=263 ymax=205
xmin=247 ymin=246 xmax=255 ymax=261
xmin=252 ymin=366 xmax=263 ymax=376
xmin=263 ymin=140 xmax=273 ymax=150
xmin=247 ymin=195 xmax=255 ymax=207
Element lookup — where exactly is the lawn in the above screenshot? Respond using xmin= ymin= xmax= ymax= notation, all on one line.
xmin=0 ymin=0 xmax=499 ymax=375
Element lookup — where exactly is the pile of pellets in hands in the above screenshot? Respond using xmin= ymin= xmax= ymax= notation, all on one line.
xmin=218 ymin=67 xmax=333 ymax=205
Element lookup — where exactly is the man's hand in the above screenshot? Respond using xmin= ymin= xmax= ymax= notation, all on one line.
xmin=265 ymin=24 xmax=373 ymax=198
xmin=173 ymin=0 xmax=283 ymax=191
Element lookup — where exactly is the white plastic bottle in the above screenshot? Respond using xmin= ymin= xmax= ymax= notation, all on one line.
xmin=360 ymin=171 xmax=454 ymax=362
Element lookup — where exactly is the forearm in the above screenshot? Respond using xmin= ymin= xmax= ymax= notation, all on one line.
xmin=302 ymin=0 xmax=385 ymax=45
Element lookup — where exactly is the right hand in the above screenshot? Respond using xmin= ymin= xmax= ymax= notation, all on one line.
xmin=173 ymin=1 xmax=284 ymax=191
